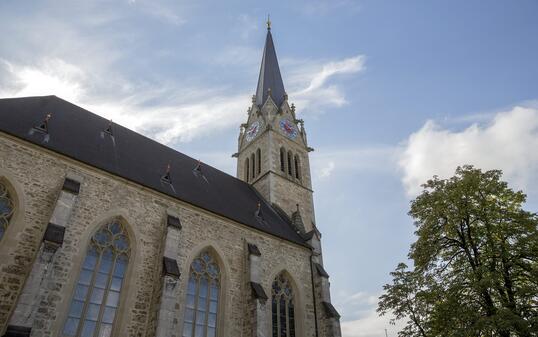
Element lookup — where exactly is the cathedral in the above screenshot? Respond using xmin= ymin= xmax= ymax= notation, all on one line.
xmin=0 ymin=23 xmax=341 ymax=337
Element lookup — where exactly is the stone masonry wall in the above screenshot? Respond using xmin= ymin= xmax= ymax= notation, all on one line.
xmin=0 ymin=133 xmax=320 ymax=337
xmin=266 ymin=131 xmax=316 ymax=231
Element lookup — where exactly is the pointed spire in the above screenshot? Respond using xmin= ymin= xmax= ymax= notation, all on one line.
xmin=255 ymin=20 xmax=286 ymax=107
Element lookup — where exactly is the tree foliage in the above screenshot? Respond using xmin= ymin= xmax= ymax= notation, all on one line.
xmin=378 ymin=166 xmax=538 ymax=337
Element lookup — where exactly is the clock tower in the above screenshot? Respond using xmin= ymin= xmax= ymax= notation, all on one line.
xmin=235 ymin=23 xmax=316 ymax=233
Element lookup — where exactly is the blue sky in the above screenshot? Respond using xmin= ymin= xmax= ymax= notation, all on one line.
xmin=1 ymin=1 xmax=538 ymax=336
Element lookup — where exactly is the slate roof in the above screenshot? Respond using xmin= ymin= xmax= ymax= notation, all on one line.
xmin=255 ymin=27 xmax=286 ymax=107
xmin=0 ymin=95 xmax=306 ymax=246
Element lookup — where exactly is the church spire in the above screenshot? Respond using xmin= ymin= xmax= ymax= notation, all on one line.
xmin=255 ymin=20 xmax=286 ymax=107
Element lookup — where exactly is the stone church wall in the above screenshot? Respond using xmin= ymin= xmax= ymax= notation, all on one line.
xmin=0 ymin=133 xmax=318 ymax=337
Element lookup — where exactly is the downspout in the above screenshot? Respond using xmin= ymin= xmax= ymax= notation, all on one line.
xmin=310 ymin=251 xmax=319 ymax=337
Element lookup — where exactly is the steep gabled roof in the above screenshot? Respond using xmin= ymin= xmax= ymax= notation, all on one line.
xmin=0 ymin=95 xmax=306 ymax=246
xmin=255 ymin=27 xmax=286 ymax=107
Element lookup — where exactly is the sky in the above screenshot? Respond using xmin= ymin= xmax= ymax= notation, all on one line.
xmin=1 ymin=1 xmax=538 ymax=336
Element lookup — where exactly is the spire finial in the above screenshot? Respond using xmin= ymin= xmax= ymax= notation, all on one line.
xmin=266 ymin=14 xmax=271 ymax=30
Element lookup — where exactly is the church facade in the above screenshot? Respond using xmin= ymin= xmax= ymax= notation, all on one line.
xmin=0 ymin=25 xmax=341 ymax=337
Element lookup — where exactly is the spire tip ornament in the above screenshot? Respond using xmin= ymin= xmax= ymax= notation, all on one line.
xmin=266 ymin=14 xmax=271 ymax=30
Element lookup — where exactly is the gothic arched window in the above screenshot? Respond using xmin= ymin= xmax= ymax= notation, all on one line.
xmin=272 ymin=273 xmax=296 ymax=337
xmin=182 ymin=250 xmax=221 ymax=337
xmin=251 ymin=153 xmax=256 ymax=179
xmin=245 ymin=159 xmax=250 ymax=182
xmin=294 ymin=155 xmax=301 ymax=180
xmin=0 ymin=182 xmax=14 ymax=242
xmin=257 ymin=148 xmax=262 ymax=175
xmin=287 ymin=152 xmax=293 ymax=176
xmin=62 ymin=221 xmax=130 ymax=337
xmin=280 ymin=148 xmax=286 ymax=173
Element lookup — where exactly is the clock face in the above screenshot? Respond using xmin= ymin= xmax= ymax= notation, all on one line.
xmin=245 ymin=120 xmax=262 ymax=142
xmin=279 ymin=119 xmax=298 ymax=140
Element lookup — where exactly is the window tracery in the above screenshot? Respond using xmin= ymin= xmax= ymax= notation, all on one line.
xmin=62 ymin=221 xmax=130 ymax=337
xmin=182 ymin=251 xmax=221 ymax=337
xmin=272 ymin=273 xmax=296 ymax=337
xmin=0 ymin=182 xmax=14 ymax=241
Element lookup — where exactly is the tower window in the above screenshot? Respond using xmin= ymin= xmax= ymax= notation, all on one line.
xmin=287 ymin=151 xmax=293 ymax=176
xmin=245 ymin=159 xmax=250 ymax=182
xmin=280 ymin=148 xmax=285 ymax=172
xmin=294 ymin=155 xmax=301 ymax=180
xmin=251 ymin=153 xmax=256 ymax=179
xmin=257 ymin=148 xmax=261 ymax=175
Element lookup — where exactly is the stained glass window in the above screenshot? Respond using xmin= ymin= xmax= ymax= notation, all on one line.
xmin=62 ymin=220 xmax=130 ymax=337
xmin=272 ymin=273 xmax=295 ymax=337
xmin=0 ymin=182 xmax=14 ymax=242
xmin=182 ymin=251 xmax=220 ymax=337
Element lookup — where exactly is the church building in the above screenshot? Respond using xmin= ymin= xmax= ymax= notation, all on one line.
xmin=0 ymin=23 xmax=341 ymax=337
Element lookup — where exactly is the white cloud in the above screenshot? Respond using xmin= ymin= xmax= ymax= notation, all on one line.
xmin=0 ymin=52 xmax=365 ymax=144
xmin=136 ymin=2 xmax=186 ymax=26
xmin=342 ymin=308 xmax=404 ymax=337
xmin=0 ymin=2 xmax=366 ymax=145
xmin=0 ymin=59 xmax=85 ymax=103
xmin=311 ymin=145 xmax=398 ymax=180
xmin=319 ymin=161 xmax=336 ymax=178
xmin=399 ymin=105 xmax=538 ymax=196
xmin=289 ymin=55 xmax=366 ymax=112
xmin=333 ymin=291 xmax=405 ymax=337
xmin=0 ymin=58 xmax=248 ymax=143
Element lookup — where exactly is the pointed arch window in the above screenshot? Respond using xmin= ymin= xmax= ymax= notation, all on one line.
xmin=245 ymin=159 xmax=250 ymax=182
xmin=251 ymin=153 xmax=256 ymax=179
xmin=0 ymin=182 xmax=14 ymax=241
xmin=272 ymin=273 xmax=296 ymax=337
xmin=257 ymin=148 xmax=262 ymax=175
xmin=280 ymin=148 xmax=286 ymax=173
xmin=62 ymin=221 xmax=130 ymax=337
xmin=182 ymin=251 xmax=221 ymax=337
xmin=294 ymin=155 xmax=301 ymax=180
xmin=287 ymin=151 xmax=293 ymax=176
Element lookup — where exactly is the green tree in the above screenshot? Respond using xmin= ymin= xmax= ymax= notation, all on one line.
xmin=378 ymin=166 xmax=538 ymax=337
